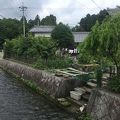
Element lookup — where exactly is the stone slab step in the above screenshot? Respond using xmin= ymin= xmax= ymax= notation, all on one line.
xmin=102 ymin=76 xmax=108 ymax=81
xmin=90 ymin=79 xmax=107 ymax=85
xmin=56 ymin=70 xmax=79 ymax=77
xmin=83 ymin=87 xmax=92 ymax=93
xmin=70 ymin=91 xmax=82 ymax=101
xmin=67 ymin=67 xmax=87 ymax=74
xmin=87 ymin=82 xmax=97 ymax=88
xmin=81 ymin=93 xmax=90 ymax=102
xmin=74 ymin=87 xmax=86 ymax=94
xmin=102 ymin=81 xmax=107 ymax=85
xmin=90 ymin=79 xmax=97 ymax=83
xmin=67 ymin=97 xmax=86 ymax=106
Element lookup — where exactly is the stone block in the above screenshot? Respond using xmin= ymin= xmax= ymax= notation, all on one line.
xmin=74 ymin=87 xmax=86 ymax=94
xmin=87 ymin=82 xmax=97 ymax=88
xmin=70 ymin=91 xmax=82 ymax=101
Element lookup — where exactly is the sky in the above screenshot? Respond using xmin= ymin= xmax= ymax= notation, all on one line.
xmin=0 ymin=0 xmax=120 ymax=26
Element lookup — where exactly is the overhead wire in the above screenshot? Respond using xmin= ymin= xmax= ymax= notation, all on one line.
xmin=0 ymin=1 xmax=112 ymax=26
xmin=90 ymin=0 xmax=102 ymax=10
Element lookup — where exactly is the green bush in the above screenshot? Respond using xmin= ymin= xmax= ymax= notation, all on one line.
xmin=95 ymin=67 xmax=103 ymax=88
xmin=78 ymin=51 xmax=92 ymax=64
xmin=4 ymin=36 xmax=73 ymax=69
xmin=108 ymin=75 xmax=120 ymax=93
xmin=4 ymin=36 xmax=56 ymax=60
xmin=78 ymin=114 xmax=92 ymax=120
xmin=32 ymin=57 xmax=73 ymax=69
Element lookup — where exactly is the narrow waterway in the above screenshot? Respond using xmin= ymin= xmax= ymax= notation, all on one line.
xmin=0 ymin=69 xmax=75 ymax=120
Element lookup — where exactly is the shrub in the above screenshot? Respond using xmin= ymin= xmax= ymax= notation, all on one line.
xmin=78 ymin=114 xmax=92 ymax=120
xmin=107 ymin=75 xmax=120 ymax=93
xmin=32 ymin=57 xmax=73 ymax=70
xmin=78 ymin=51 xmax=92 ymax=64
xmin=4 ymin=36 xmax=56 ymax=61
xmin=4 ymin=36 xmax=73 ymax=69
xmin=95 ymin=67 xmax=103 ymax=88
xmin=51 ymin=23 xmax=74 ymax=49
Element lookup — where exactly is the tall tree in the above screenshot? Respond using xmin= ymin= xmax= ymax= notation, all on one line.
xmin=0 ymin=18 xmax=22 ymax=39
xmin=51 ymin=23 xmax=74 ymax=49
xmin=28 ymin=19 xmax=34 ymax=29
xmin=34 ymin=14 xmax=40 ymax=26
xmin=80 ymin=14 xmax=120 ymax=75
xmin=41 ymin=14 xmax=56 ymax=25
xmin=72 ymin=9 xmax=109 ymax=32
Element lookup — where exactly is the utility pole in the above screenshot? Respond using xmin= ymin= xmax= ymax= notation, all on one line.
xmin=19 ymin=3 xmax=27 ymax=37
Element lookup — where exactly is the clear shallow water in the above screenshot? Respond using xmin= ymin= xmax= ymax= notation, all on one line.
xmin=0 ymin=69 xmax=75 ymax=120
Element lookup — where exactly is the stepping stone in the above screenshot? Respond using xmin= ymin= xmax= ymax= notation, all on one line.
xmin=67 ymin=67 xmax=87 ymax=74
xmin=102 ymin=81 xmax=107 ymax=85
xmin=87 ymin=82 xmax=97 ymax=88
xmin=74 ymin=87 xmax=86 ymax=94
xmin=70 ymin=91 xmax=82 ymax=101
xmin=57 ymin=98 xmax=66 ymax=102
xmin=90 ymin=79 xmax=97 ymax=83
xmin=83 ymin=87 xmax=92 ymax=93
xmin=82 ymin=93 xmax=90 ymax=102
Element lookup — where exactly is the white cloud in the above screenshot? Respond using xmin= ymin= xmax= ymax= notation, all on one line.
xmin=1 ymin=0 xmax=120 ymax=25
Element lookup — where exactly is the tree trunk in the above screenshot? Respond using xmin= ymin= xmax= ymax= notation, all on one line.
xmin=117 ymin=66 xmax=120 ymax=76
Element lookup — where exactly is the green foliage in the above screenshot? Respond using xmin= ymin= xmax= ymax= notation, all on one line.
xmin=0 ymin=18 xmax=23 ymax=48
xmin=78 ymin=43 xmax=93 ymax=64
xmin=72 ymin=9 xmax=109 ymax=32
xmin=32 ymin=57 xmax=73 ymax=69
xmin=108 ymin=75 xmax=120 ymax=93
xmin=74 ymin=74 xmax=90 ymax=82
xmin=0 ymin=14 xmax=57 ymax=48
xmin=78 ymin=113 xmax=92 ymax=120
xmin=78 ymin=52 xmax=91 ymax=64
xmin=4 ymin=36 xmax=56 ymax=61
xmin=95 ymin=67 xmax=103 ymax=88
xmin=34 ymin=15 xmax=40 ymax=26
xmin=51 ymin=23 xmax=74 ymax=49
xmin=41 ymin=14 xmax=56 ymax=25
xmin=4 ymin=36 xmax=73 ymax=69
xmin=74 ymin=72 xmax=95 ymax=83
xmin=80 ymin=14 xmax=120 ymax=75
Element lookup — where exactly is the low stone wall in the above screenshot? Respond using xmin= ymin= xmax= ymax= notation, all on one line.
xmin=87 ymin=89 xmax=120 ymax=120
xmin=0 ymin=59 xmax=83 ymax=98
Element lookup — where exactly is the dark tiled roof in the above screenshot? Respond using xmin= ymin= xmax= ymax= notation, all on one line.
xmin=29 ymin=25 xmax=55 ymax=33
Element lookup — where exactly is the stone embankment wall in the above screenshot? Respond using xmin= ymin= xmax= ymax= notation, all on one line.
xmin=0 ymin=59 xmax=82 ymax=97
xmin=87 ymin=89 xmax=120 ymax=120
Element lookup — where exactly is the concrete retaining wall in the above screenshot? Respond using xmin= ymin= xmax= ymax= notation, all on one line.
xmin=0 ymin=59 xmax=83 ymax=97
xmin=87 ymin=89 xmax=120 ymax=120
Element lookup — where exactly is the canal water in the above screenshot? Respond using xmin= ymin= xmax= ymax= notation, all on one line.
xmin=0 ymin=69 xmax=75 ymax=120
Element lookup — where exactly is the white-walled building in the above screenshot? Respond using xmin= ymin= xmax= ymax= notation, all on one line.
xmin=29 ymin=26 xmax=89 ymax=43
xmin=29 ymin=26 xmax=55 ymax=38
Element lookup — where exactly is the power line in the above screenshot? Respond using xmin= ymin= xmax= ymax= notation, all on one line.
xmin=19 ymin=3 xmax=27 ymax=37
xmin=90 ymin=0 xmax=102 ymax=10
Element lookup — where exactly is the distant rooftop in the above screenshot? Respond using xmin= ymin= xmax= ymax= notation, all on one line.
xmin=29 ymin=25 xmax=89 ymax=43
xmin=73 ymin=32 xmax=89 ymax=43
xmin=30 ymin=25 xmax=55 ymax=33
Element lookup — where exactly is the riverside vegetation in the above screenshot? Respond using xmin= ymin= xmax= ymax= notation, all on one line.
xmin=4 ymin=14 xmax=120 ymax=120
xmin=4 ymin=36 xmax=73 ymax=70
xmin=3 ymin=36 xmax=93 ymax=120
xmin=78 ymin=14 xmax=120 ymax=93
